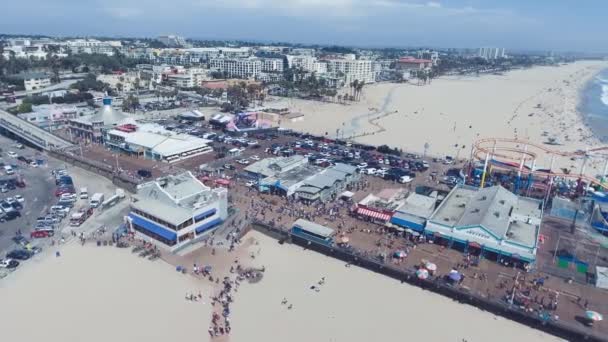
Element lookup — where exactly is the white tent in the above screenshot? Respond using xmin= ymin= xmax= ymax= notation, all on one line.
xmin=596 ymin=266 xmax=608 ymax=290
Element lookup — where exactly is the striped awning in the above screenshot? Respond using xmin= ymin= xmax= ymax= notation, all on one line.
xmin=357 ymin=207 xmax=391 ymax=221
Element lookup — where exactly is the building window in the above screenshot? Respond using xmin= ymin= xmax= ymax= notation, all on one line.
xmin=132 ymin=222 xmax=176 ymax=246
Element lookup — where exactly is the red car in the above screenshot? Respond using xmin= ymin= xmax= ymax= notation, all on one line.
xmin=30 ymin=230 xmax=54 ymax=238
xmin=55 ymin=187 xmax=74 ymax=197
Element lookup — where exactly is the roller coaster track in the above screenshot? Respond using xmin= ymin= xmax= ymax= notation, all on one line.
xmin=472 ymin=138 xmax=608 ymax=190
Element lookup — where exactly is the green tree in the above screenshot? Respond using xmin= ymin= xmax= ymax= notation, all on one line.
xmin=121 ymin=94 xmax=140 ymax=112
xmin=17 ymin=102 xmax=32 ymax=113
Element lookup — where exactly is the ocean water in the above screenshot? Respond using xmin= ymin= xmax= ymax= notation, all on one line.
xmin=580 ymin=68 xmax=608 ymax=142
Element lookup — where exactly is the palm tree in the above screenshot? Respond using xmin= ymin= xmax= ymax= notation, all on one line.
xmin=356 ymin=81 xmax=364 ymax=101
xmin=351 ymin=79 xmax=359 ymax=98
xmin=337 ymin=94 xmax=342 ymax=104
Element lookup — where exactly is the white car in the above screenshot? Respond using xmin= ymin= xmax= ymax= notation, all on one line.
xmin=357 ymin=163 xmax=368 ymax=169
xmin=7 ymin=151 xmax=18 ymax=158
xmin=237 ymin=159 xmax=249 ymax=165
xmin=399 ymin=175 xmax=413 ymax=184
xmin=14 ymin=195 xmax=25 ymax=203
xmin=0 ymin=258 xmax=19 ymax=269
xmin=60 ymin=193 xmax=78 ymax=201
xmin=246 ymin=180 xmax=257 ymax=187
xmin=5 ymin=197 xmax=16 ymax=205
xmin=366 ymin=168 xmax=377 ymax=175
xmin=30 ymin=161 xmax=38 ymax=167
xmin=250 ymin=155 xmax=260 ymax=161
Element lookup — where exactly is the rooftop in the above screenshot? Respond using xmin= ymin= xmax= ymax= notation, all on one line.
xmin=107 ymin=123 xmax=211 ymax=157
xmin=133 ymin=172 xmax=220 ymax=225
xmin=430 ymin=185 xmax=542 ymax=247
xmin=245 ymin=155 xmax=307 ymax=178
xmin=396 ymin=193 xmax=437 ymax=218
xmin=293 ymin=219 xmax=334 ymax=238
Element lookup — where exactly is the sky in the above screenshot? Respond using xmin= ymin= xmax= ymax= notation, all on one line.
xmin=1 ymin=0 xmax=607 ymax=52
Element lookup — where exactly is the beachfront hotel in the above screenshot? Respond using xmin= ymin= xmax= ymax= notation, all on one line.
xmin=127 ymin=172 xmax=228 ymax=252
xmin=425 ymin=184 xmax=542 ymax=264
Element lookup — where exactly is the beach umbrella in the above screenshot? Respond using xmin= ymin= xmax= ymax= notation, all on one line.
xmin=340 ymin=236 xmax=350 ymax=244
xmin=448 ymin=272 xmax=462 ymax=282
xmin=416 ymin=268 xmax=429 ymax=280
xmin=393 ymin=251 xmax=407 ymax=258
xmin=425 ymin=262 xmax=437 ymax=272
xmin=585 ymin=311 xmax=603 ymax=322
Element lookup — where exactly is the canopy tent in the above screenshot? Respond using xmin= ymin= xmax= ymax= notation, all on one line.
xmin=340 ymin=191 xmax=355 ymax=199
xmin=356 ymin=207 xmax=391 ymax=222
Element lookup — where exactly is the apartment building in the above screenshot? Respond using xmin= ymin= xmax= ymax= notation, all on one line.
xmin=166 ymin=68 xmax=210 ymax=89
xmin=261 ymin=58 xmax=284 ymax=73
xmin=325 ymin=58 xmax=375 ymax=85
xmin=478 ymin=47 xmax=506 ymax=60
xmin=210 ymin=58 xmax=262 ymax=79
xmin=64 ymin=39 xmax=122 ymax=56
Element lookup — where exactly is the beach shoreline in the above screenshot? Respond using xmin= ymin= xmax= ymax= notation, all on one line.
xmin=279 ymin=60 xmax=608 ymax=174
xmin=577 ymin=66 xmax=608 ymax=143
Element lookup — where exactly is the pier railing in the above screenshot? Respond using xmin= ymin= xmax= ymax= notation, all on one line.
xmin=251 ymin=221 xmax=607 ymax=342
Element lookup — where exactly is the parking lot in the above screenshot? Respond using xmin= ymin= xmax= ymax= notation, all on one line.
xmin=0 ymin=133 xmax=125 ymax=275
xmin=0 ymin=136 xmax=60 ymax=253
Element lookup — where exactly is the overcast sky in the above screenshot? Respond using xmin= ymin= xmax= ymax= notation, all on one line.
xmin=2 ymin=0 xmax=607 ymax=52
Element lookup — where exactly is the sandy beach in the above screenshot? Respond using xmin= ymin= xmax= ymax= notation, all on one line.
xmin=280 ymin=61 xmax=608 ymax=174
xmin=0 ymin=232 xmax=566 ymax=342
xmin=229 ymin=231 xmax=562 ymax=342
xmin=0 ymin=244 xmax=213 ymax=342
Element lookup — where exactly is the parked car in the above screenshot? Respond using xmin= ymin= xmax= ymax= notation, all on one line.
xmin=1 ymin=210 xmax=21 ymax=221
xmin=60 ymin=193 xmax=78 ymax=202
xmin=0 ymin=258 xmax=19 ymax=269
xmin=14 ymin=195 xmax=24 ymax=203
xmin=6 ymin=249 xmax=32 ymax=260
xmin=223 ymin=164 xmax=235 ymax=170
xmin=0 ymin=201 xmax=15 ymax=212
xmin=30 ymin=230 xmax=54 ymax=239
xmin=12 ymin=236 xmax=30 ymax=247
xmin=7 ymin=151 xmax=18 ymax=158
xmin=137 ymin=169 xmax=152 ymax=178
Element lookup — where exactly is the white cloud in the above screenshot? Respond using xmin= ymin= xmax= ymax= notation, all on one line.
xmin=426 ymin=1 xmax=441 ymax=8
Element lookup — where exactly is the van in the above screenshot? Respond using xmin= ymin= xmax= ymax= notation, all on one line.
xmin=90 ymin=193 xmax=104 ymax=208
xmin=79 ymin=187 xmax=89 ymax=199
xmin=4 ymin=165 xmax=14 ymax=175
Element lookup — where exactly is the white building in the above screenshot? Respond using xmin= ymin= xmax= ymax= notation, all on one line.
xmin=426 ymin=185 xmax=542 ymax=263
xmin=478 ymin=47 xmax=506 ymax=60
xmin=19 ymin=104 xmax=79 ymax=131
xmin=157 ymin=35 xmax=187 ymax=48
xmin=105 ymin=122 xmax=213 ymax=163
xmin=166 ymin=68 xmax=210 ymax=89
xmin=325 ymin=58 xmax=374 ymax=85
xmin=261 ymin=58 xmax=284 ymax=73
xmin=128 ymin=172 xmax=228 ymax=252
xmin=15 ymin=72 xmax=52 ymax=91
xmin=210 ymin=58 xmax=262 ymax=79
xmin=64 ymin=39 xmax=122 ymax=56
xmin=2 ymin=45 xmax=48 ymax=60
